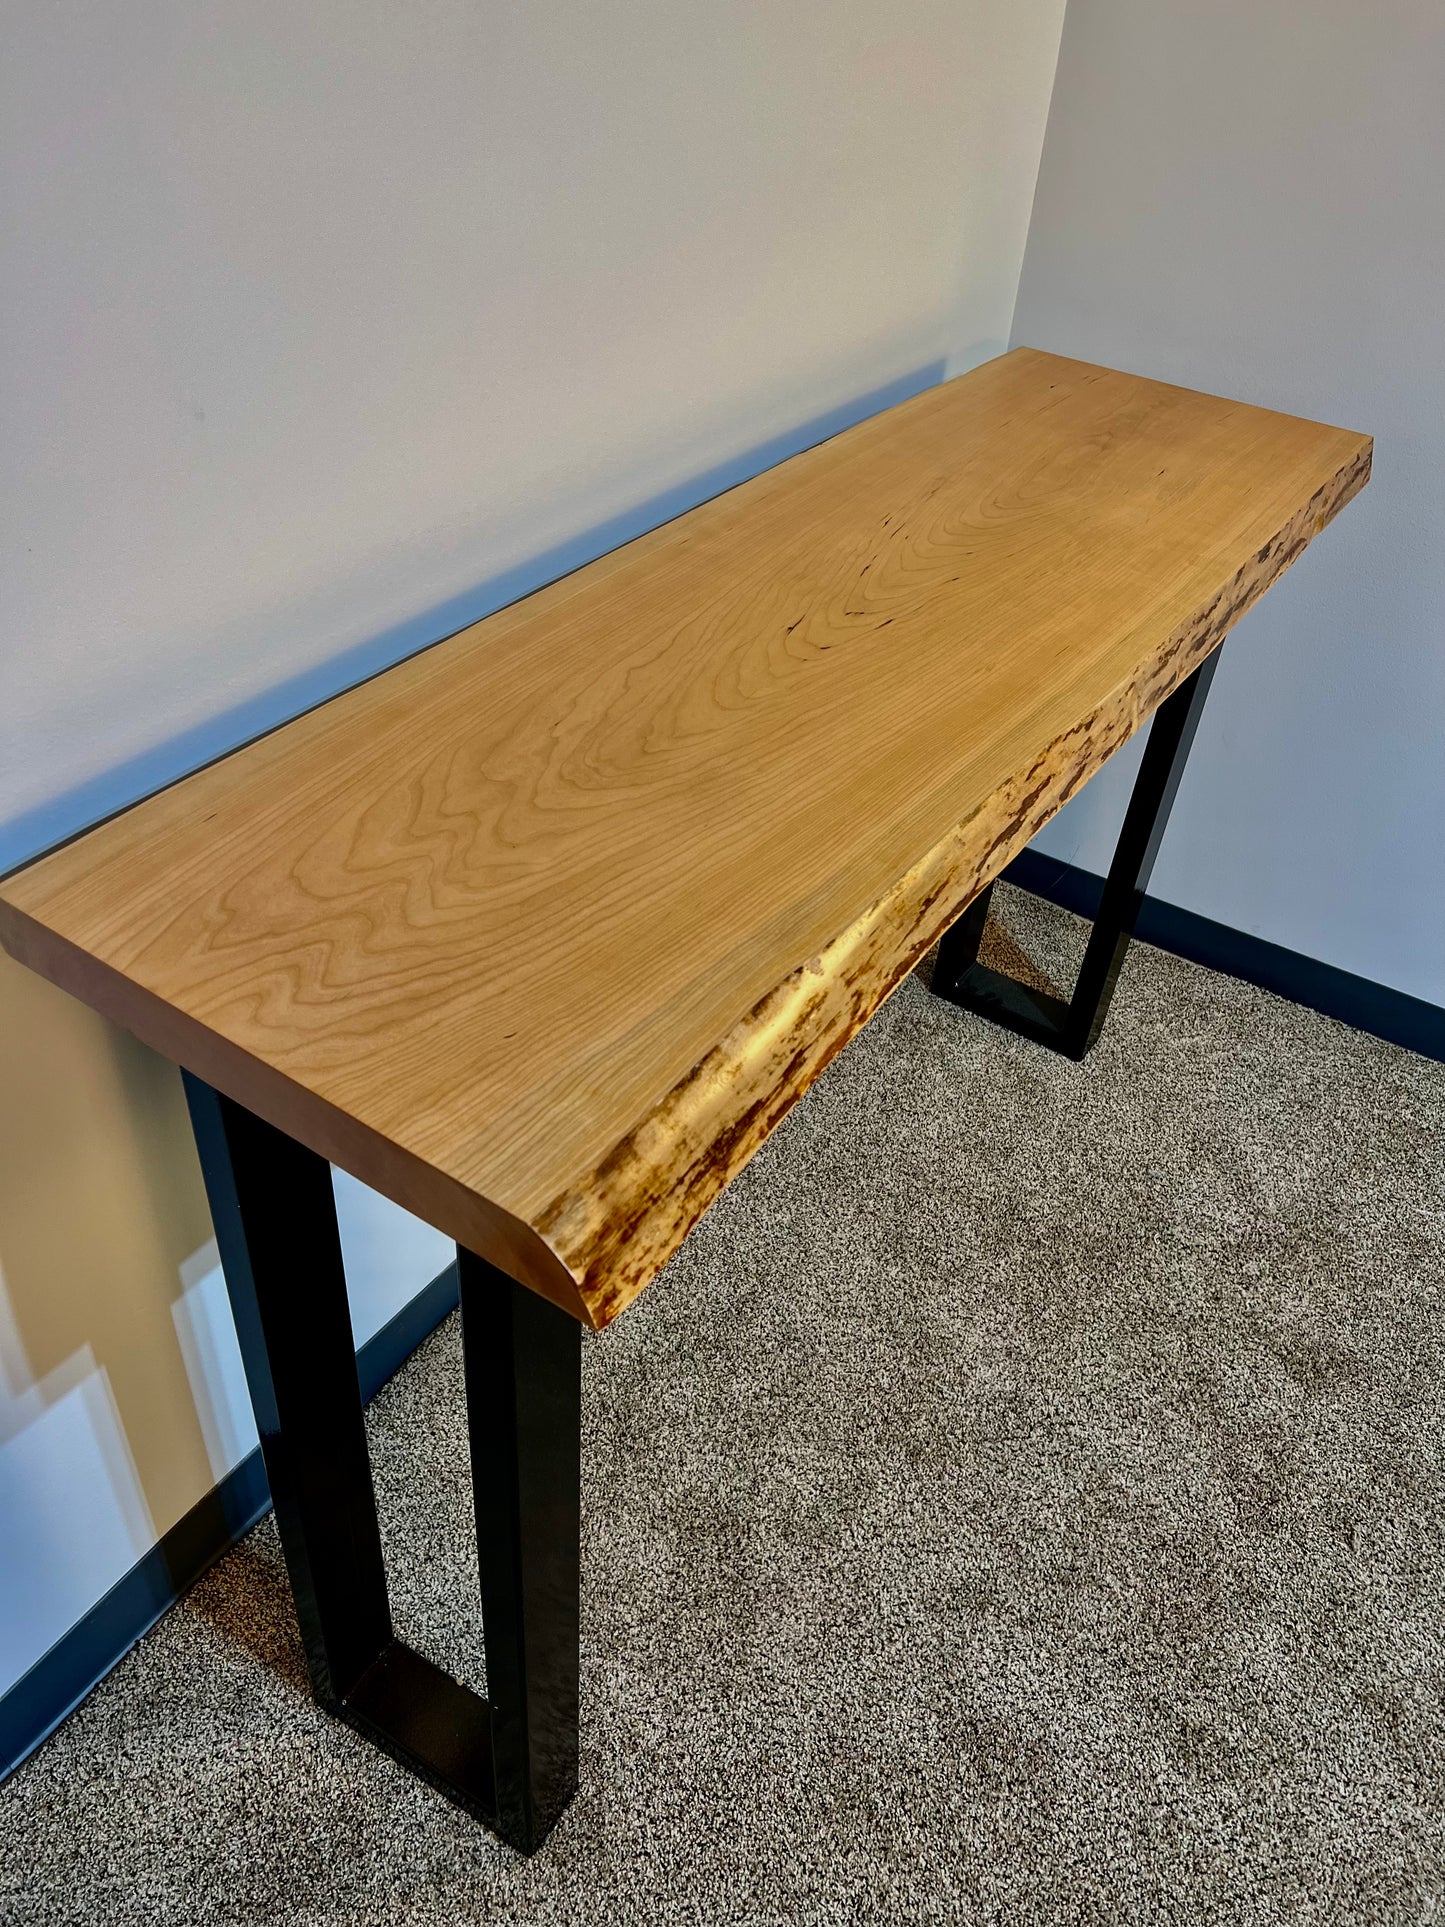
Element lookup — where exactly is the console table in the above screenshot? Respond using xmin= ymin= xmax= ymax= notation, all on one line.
xmin=0 ymin=349 xmax=1370 ymax=1850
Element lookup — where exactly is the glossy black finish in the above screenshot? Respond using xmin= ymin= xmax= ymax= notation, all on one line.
xmin=344 ymin=1640 xmax=498 ymax=1819
xmin=460 ymin=1250 xmax=581 ymax=1849
xmin=182 ymin=1076 xmax=581 ymax=1854
xmin=182 ymin=1076 xmax=392 ymax=1703
xmin=933 ymin=650 xmax=1221 ymax=1060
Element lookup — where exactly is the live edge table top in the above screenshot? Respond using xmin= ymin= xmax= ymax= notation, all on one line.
xmin=0 ymin=350 xmax=1370 ymax=1329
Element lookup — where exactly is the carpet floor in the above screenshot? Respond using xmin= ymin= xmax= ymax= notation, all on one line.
xmin=2 ymin=886 xmax=1442 ymax=1926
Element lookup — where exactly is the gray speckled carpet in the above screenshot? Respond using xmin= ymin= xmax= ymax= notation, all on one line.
xmin=3 ymin=886 xmax=1443 ymax=1926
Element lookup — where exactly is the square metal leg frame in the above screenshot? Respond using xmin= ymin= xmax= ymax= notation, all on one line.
xmin=180 ymin=654 xmax=1216 ymax=1848
xmin=932 ymin=650 xmax=1221 ymax=1060
xmin=183 ymin=1075 xmax=580 ymax=1854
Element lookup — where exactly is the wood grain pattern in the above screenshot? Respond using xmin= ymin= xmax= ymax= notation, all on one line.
xmin=0 ymin=350 xmax=1371 ymax=1328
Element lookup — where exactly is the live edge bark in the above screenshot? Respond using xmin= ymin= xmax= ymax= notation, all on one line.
xmin=540 ymin=440 xmax=1371 ymax=1328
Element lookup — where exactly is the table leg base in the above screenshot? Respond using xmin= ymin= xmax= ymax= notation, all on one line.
xmin=932 ymin=648 xmax=1221 ymax=1061
xmin=183 ymin=1074 xmax=579 ymax=1856
xmin=337 ymin=1639 xmax=499 ymax=1825
xmin=934 ymin=957 xmax=1087 ymax=1059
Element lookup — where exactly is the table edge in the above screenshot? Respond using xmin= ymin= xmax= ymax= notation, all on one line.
xmin=531 ymin=430 xmax=1371 ymax=1325
xmin=0 ymin=432 xmax=1371 ymax=1330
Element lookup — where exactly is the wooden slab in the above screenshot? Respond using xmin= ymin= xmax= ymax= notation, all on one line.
xmin=0 ymin=350 xmax=1370 ymax=1328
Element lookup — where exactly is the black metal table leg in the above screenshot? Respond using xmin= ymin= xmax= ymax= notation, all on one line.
xmin=460 ymin=1249 xmax=580 ymax=1847
xmin=932 ymin=649 xmax=1221 ymax=1060
xmin=183 ymin=1075 xmax=581 ymax=1854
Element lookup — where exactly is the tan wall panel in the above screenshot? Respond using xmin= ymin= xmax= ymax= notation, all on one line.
xmin=0 ymin=951 xmax=215 ymax=1539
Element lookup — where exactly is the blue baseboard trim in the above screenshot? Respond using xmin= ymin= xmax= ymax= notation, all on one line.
xmin=1004 ymin=851 xmax=1445 ymax=1064
xmin=0 ymin=1261 xmax=460 ymax=1786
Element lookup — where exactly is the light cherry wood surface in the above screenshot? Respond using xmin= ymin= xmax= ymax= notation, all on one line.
xmin=0 ymin=350 xmax=1370 ymax=1328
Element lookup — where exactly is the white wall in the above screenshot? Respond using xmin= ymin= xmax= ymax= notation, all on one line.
xmin=1011 ymin=0 xmax=1445 ymax=1008
xmin=1 ymin=0 xmax=1068 ymax=864
xmin=0 ymin=0 xmax=1067 ymax=1700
